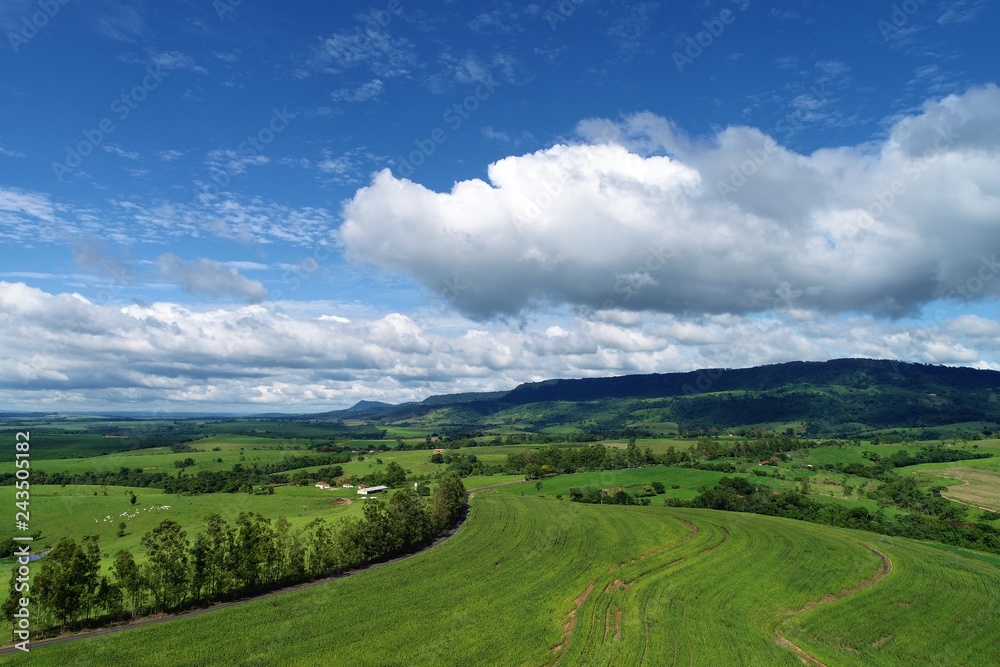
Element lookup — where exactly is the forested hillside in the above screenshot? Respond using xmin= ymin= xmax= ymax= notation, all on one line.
xmin=322 ymin=359 xmax=1000 ymax=435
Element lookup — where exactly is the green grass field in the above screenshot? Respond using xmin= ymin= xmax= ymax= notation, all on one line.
xmin=0 ymin=484 xmax=366 ymax=573
xmin=490 ymin=466 xmax=744 ymax=500
xmin=0 ymin=441 xmax=313 ymax=478
xmin=485 ymin=467 xmax=899 ymax=516
xmin=783 ymin=534 xmax=1000 ymax=666
xmin=5 ymin=495 xmax=997 ymax=666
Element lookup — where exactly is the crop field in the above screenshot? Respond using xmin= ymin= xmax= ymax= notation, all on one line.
xmin=0 ymin=433 xmax=146 ymax=461
xmin=902 ymin=446 xmax=1000 ymax=515
xmin=783 ymin=535 xmax=1000 ymax=666
xmin=461 ymin=474 xmax=524 ymax=489
xmin=599 ymin=438 xmax=694 ymax=454
xmin=6 ymin=494 xmax=997 ymax=666
xmin=548 ymin=507 xmax=875 ymax=666
xmin=912 ymin=466 xmax=1000 ymax=512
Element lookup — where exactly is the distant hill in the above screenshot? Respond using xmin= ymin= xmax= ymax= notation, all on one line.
xmin=505 ymin=359 xmax=1000 ymax=402
xmin=324 ymin=359 xmax=1000 ymax=436
xmin=308 ymin=400 xmax=409 ymax=420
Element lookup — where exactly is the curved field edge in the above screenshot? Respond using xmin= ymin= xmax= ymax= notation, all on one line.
xmin=0 ymin=496 xmax=691 ymax=667
xmin=3 ymin=498 xmax=998 ymax=666
xmin=554 ymin=509 xmax=886 ymax=666
xmin=782 ymin=531 xmax=1000 ymax=666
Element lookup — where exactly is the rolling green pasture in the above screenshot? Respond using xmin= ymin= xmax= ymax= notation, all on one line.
xmin=784 ymin=438 xmax=1000 ymax=469
xmin=0 ymin=484 xmax=365 ymax=572
xmin=489 ymin=466 xmax=742 ymax=500
xmin=6 ymin=495 xmax=997 ymax=666
xmin=339 ymin=448 xmax=441 ymax=478
xmin=184 ymin=434 xmax=316 ymax=450
xmin=4 ymin=437 xmax=677 ymax=480
xmin=788 ymin=443 xmax=939 ymax=468
xmin=0 ymin=448 xmax=293 ymax=477
xmin=488 ymin=467 xmax=900 ymax=515
xmin=0 ymin=436 xmax=327 ymax=478
xmin=292 ymin=444 xmax=517 ymax=479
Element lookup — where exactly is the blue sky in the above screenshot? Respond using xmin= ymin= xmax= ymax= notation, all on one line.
xmin=1 ymin=0 xmax=999 ymax=411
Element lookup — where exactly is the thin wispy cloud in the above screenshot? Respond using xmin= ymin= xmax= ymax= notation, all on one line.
xmin=157 ymin=254 xmax=268 ymax=303
xmin=103 ymin=144 xmax=142 ymax=160
xmin=331 ymin=79 xmax=385 ymax=102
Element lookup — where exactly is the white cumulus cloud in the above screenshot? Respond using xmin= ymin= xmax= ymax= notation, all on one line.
xmin=340 ymin=85 xmax=1000 ymax=320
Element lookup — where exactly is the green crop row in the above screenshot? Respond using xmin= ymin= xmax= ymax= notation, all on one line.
xmin=3 ymin=495 xmax=997 ymax=666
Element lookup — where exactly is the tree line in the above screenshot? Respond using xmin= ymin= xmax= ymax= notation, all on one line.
xmin=0 ymin=452 xmax=353 ymax=495
xmin=840 ymin=446 xmax=990 ymax=480
xmin=426 ymin=443 xmax=662 ymax=479
xmin=2 ymin=474 xmax=466 ymax=639
xmin=673 ymin=476 xmax=1000 ymax=555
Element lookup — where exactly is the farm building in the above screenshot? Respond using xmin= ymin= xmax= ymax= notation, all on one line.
xmin=315 ymin=482 xmax=332 ymax=489
xmin=357 ymin=485 xmax=388 ymax=496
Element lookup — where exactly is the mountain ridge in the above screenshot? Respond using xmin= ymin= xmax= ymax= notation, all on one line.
xmin=323 ymin=358 xmax=1000 ymax=435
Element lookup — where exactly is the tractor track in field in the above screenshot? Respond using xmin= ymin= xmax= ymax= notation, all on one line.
xmin=551 ymin=581 xmax=596 ymax=666
xmin=554 ymin=513 xmax=722 ymax=665
xmin=774 ymin=538 xmax=893 ymax=667
xmin=0 ymin=503 xmax=472 ymax=656
xmin=467 ymin=479 xmax=529 ymax=495
xmin=939 ymin=476 xmax=999 ymax=512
